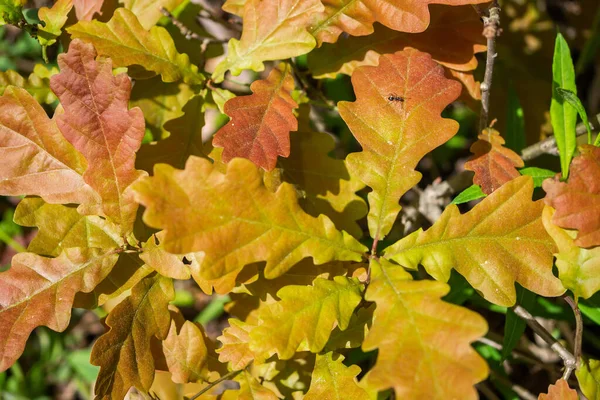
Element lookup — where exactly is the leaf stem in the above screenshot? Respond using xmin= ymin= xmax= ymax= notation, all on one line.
xmin=563 ymin=295 xmax=582 ymax=366
xmin=512 ymin=304 xmax=577 ymax=379
xmin=188 ymin=369 xmax=243 ymax=399
xmin=479 ymin=1 xmax=501 ymax=132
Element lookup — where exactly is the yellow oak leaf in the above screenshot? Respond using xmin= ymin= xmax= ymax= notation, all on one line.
xmin=122 ymin=0 xmax=183 ymax=29
xmin=304 ymin=352 xmax=369 ymax=400
xmin=163 ymin=320 xmax=209 ymax=384
xmin=217 ymin=318 xmax=258 ymax=371
xmin=0 ymin=64 xmax=58 ymax=104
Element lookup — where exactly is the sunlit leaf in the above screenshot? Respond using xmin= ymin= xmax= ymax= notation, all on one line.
xmin=211 ymin=0 xmax=324 ymax=82
xmin=577 ymin=358 xmax=600 ymax=400
xmin=91 ymin=274 xmax=174 ymax=399
xmin=451 ymin=184 xmax=486 ymax=205
xmin=163 ymin=319 xmax=209 ymax=384
xmin=133 ymin=157 xmax=367 ymax=288
xmin=519 ymin=167 xmax=555 ymax=188
xmin=0 ymin=248 xmax=119 ymax=372
xmin=385 ymin=176 xmax=565 ymax=306
xmin=122 ymin=0 xmax=183 ymax=29
xmin=221 ymin=370 xmax=279 ymax=400
xmin=304 ymin=352 xmax=368 ymax=400
xmin=362 ymin=258 xmax=488 ymax=399
xmin=339 ymin=49 xmax=461 ymax=241
xmin=72 ymin=0 xmax=104 ymax=21
xmin=217 ymin=318 xmax=257 ymax=371
xmin=37 ymin=0 xmax=73 ymax=61
xmin=464 ymin=128 xmax=524 ymax=195
xmin=538 ymin=379 xmax=578 ymax=400
xmin=140 ymin=231 xmax=191 ymax=280
xmin=325 ymin=304 xmax=373 ymax=351
xmin=0 ymin=64 xmax=58 ymax=104
xmin=213 ymin=63 xmax=298 ymax=171
xmin=249 ymin=276 xmax=363 ymax=359
xmin=51 ymin=39 xmax=147 ymax=234
xmin=68 ymin=8 xmax=204 ymax=84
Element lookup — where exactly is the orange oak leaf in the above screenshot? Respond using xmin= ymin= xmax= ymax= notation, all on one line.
xmin=464 ymin=128 xmax=524 ymax=195
xmin=140 ymin=232 xmax=191 ymax=280
xmin=543 ymin=145 xmax=600 ymax=248
xmin=133 ymin=156 xmax=367 ymax=287
xmin=50 ymin=40 xmax=147 ymax=234
xmin=362 ymin=258 xmax=488 ymax=399
xmin=72 ymin=0 xmax=104 ymax=21
xmin=163 ymin=320 xmax=209 ymax=384
xmin=213 ymin=63 xmax=298 ymax=171
xmin=308 ymin=0 xmax=488 ymax=44
xmin=217 ymin=318 xmax=257 ymax=370
xmin=0 ymin=86 xmax=99 ymax=206
xmin=339 ymin=49 xmax=461 ymax=241
xmin=91 ymin=274 xmax=174 ymax=399
xmin=309 ymin=4 xmax=486 ymax=63
xmin=0 ymin=248 xmax=119 ymax=372
xmin=538 ymin=379 xmax=578 ymax=400
xmin=385 ymin=176 xmax=566 ymax=306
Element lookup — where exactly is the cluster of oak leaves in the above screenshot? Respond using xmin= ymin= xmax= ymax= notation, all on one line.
xmin=0 ymin=0 xmax=598 ymax=399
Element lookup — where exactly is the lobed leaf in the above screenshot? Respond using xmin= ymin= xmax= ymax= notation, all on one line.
xmin=538 ymin=379 xmax=578 ymax=400
xmin=308 ymin=5 xmax=485 ymax=77
xmin=68 ymin=8 xmax=204 ymax=85
xmin=163 ymin=320 xmax=209 ymax=384
xmin=140 ymin=231 xmax=191 ymax=280
xmin=122 ymin=0 xmax=183 ymax=29
xmin=133 ymin=157 xmax=367 ymax=288
xmin=91 ymin=274 xmax=174 ymax=399
xmin=339 ymin=49 xmax=461 ymax=241
xmin=0 ymin=248 xmax=119 ymax=372
xmin=222 ymin=370 xmax=279 ymax=400
xmin=362 ymin=258 xmax=488 ymax=399
xmin=51 ymin=39 xmax=147 ymax=234
xmin=543 ymin=145 xmax=600 ymax=248
xmin=213 ymin=63 xmax=298 ymax=171
xmin=37 ymin=0 xmax=73 ymax=60
xmin=543 ymin=206 xmax=600 ymax=299
xmin=0 ymin=0 xmax=25 ymax=25
xmin=304 ymin=352 xmax=369 ymax=400
xmin=72 ymin=0 xmax=104 ymax=21
xmin=211 ymin=0 xmax=324 ymax=82
xmin=249 ymin=276 xmax=363 ymax=359
xmin=577 ymin=358 xmax=600 ymax=400
xmin=385 ymin=176 xmax=565 ymax=306
xmin=0 ymin=64 xmax=58 ymax=104
xmin=464 ymin=128 xmax=524 ymax=195
xmin=217 ymin=318 xmax=257 ymax=371
xmin=0 ymin=85 xmax=98 ymax=206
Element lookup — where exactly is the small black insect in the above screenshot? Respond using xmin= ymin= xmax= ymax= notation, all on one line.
xmin=387 ymin=93 xmax=405 ymax=103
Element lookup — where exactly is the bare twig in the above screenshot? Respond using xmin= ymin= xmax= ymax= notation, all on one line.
xmin=512 ymin=305 xmax=577 ymax=380
xmin=563 ymin=296 xmax=583 ymax=366
xmin=520 ymin=112 xmax=600 ymax=161
xmin=479 ymin=1 xmax=501 ymax=132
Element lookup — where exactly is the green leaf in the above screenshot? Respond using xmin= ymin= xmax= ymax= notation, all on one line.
xmin=451 ymin=184 xmax=486 ymax=205
xmin=304 ymin=352 xmax=369 ymax=400
xmin=550 ymin=32 xmax=578 ymax=178
xmin=502 ymin=286 xmax=536 ymax=361
xmin=556 ymin=88 xmax=592 ymax=144
xmin=506 ymin=83 xmax=526 ymax=153
xmin=519 ymin=167 xmax=556 ymax=188
xmin=37 ymin=0 xmax=73 ymax=62
xmin=0 ymin=0 xmax=25 ymax=26
xmin=577 ymin=358 xmax=600 ymax=400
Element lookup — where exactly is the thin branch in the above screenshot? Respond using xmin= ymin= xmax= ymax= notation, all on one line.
xmin=512 ymin=305 xmax=577 ymax=380
xmin=563 ymin=295 xmax=583 ymax=366
xmin=189 ymin=369 xmax=243 ymax=400
xmin=521 ymin=112 xmax=600 ymax=161
xmin=479 ymin=1 xmax=501 ymax=132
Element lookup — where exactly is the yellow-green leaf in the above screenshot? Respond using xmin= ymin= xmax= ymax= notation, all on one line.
xmin=211 ymin=0 xmax=324 ymax=82
xmin=68 ymin=7 xmax=204 ymax=85
xmin=304 ymin=352 xmax=368 ymax=400
xmin=577 ymin=358 xmax=600 ymax=400
xmin=362 ymin=258 xmax=488 ymax=399
xmin=249 ymin=276 xmax=363 ymax=359
xmin=133 ymin=157 xmax=367 ymax=288
xmin=37 ymin=0 xmax=73 ymax=60
xmin=0 ymin=64 xmax=58 ymax=104
xmin=121 ymin=0 xmax=183 ymax=29
xmin=222 ymin=370 xmax=279 ymax=400
xmin=385 ymin=176 xmax=566 ymax=306
xmin=0 ymin=0 xmax=26 ymax=25
xmin=340 ymin=49 xmax=461 ymax=241
xmin=91 ymin=274 xmax=174 ymax=399
xmin=217 ymin=318 xmax=257 ymax=371
xmin=140 ymin=231 xmax=191 ymax=280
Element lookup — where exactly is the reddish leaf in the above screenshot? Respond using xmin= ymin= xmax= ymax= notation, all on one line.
xmin=213 ymin=63 xmax=298 ymax=171
xmin=464 ymin=128 xmax=524 ymax=195
xmin=0 ymin=248 xmax=119 ymax=372
xmin=72 ymin=0 xmax=104 ymax=21
xmin=538 ymin=379 xmax=578 ymax=400
xmin=50 ymin=40 xmax=147 ymax=234
xmin=544 ymin=145 xmax=600 ymax=248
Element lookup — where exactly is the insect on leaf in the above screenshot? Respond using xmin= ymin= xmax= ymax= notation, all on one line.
xmin=543 ymin=145 xmax=600 ymax=248
xmin=50 ymin=39 xmax=147 ymax=234
xmin=464 ymin=128 xmax=524 ymax=195
xmin=385 ymin=176 xmax=565 ymax=306
xmin=339 ymin=49 xmax=461 ymax=241
xmin=213 ymin=63 xmax=298 ymax=171
xmin=362 ymin=258 xmax=488 ymax=399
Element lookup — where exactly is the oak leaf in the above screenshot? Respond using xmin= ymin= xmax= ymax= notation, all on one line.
xmin=213 ymin=63 xmax=298 ymax=171
xmin=91 ymin=274 xmax=174 ymax=399
xmin=362 ymin=258 xmax=488 ymax=399
xmin=68 ymin=8 xmax=204 ymax=84
xmin=122 ymin=0 xmax=183 ymax=29
xmin=222 ymin=0 xmax=245 ymax=16
xmin=324 ymin=304 xmax=373 ymax=351
xmin=0 ymin=64 xmax=58 ymax=104
xmin=0 ymin=86 xmax=98 ymax=206
xmin=72 ymin=0 xmax=104 ymax=21
xmin=304 ymin=352 xmax=368 ymax=400
xmin=576 ymin=358 xmax=600 ymax=400
xmin=163 ymin=320 xmax=209 ymax=384
xmin=217 ymin=318 xmax=257 ymax=371
xmin=133 ymin=157 xmax=367 ymax=287
xmin=211 ymin=0 xmax=324 ymax=82
xmin=538 ymin=379 xmax=578 ymax=400
xmin=221 ymin=370 xmax=279 ymax=400
xmin=385 ymin=176 xmax=565 ymax=306
xmin=249 ymin=276 xmax=363 ymax=359
xmin=37 ymin=0 xmax=73 ymax=59
xmin=339 ymin=49 xmax=461 ymax=240
xmin=543 ymin=145 xmax=600 ymax=248
xmin=0 ymin=248 xmax=119 ymax=372
xmin=543 ymin=207 xmax=600 ymax=299
xmin=51 ymin=39 xmax=147 ymax=234
xmin=464 ymin=128 xmax=524 ymax=195
xmin=140 ymin=231 xmax=191 ymax=280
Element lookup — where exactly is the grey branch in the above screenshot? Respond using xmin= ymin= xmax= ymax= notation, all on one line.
xmin=479 ymin=1 xmax=501 ymax=132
